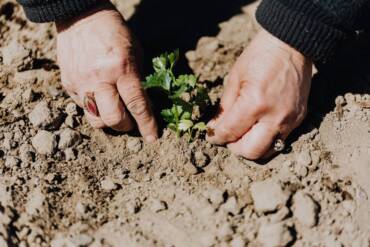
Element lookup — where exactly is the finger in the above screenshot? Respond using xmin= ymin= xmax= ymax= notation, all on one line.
xmin=207 ymin=72 xmax=240 ymax=128
xmin=84 ymin=110 xmax=106 ymax=129
xmin=94 ymin=84 xmax=134 ymax=132
xmin=227 ymin=122 xmax=280 ymax=160
xmin=207 ymin=92 xmax=261 ymax=145
xmin=117 ymin=74 xmax=158 ymax=143
xmin=66 ymin=87 xmax=107 ymax=129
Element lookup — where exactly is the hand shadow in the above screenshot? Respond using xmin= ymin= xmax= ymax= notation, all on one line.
xmin=287 ymin=32 xmax=370 ymax=150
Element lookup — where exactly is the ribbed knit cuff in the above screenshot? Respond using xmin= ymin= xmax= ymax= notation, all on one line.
xmin=256 ymin=0 xmax=346 ymax=62
xmin=17 ymin=0 xmax=102 ymax=23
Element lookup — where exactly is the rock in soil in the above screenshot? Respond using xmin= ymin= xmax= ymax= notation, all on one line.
xmin=126 ymin=138 xmax=142 ymax=153
xmin=4 ymin=156 xmax=20 ymax=168
xmin=65 ymin=102 xmax=79 ymax=116
xmin=296 ymin=150 xmax=312 ymax=167
xmin=292 ymin=191 xmax=319 ymax=227
xmin=19 ymin=143 xmax=35 ymax=163
xmin=150 ymin=199 xmax=168 ymax=213
xmin=1 ymin=40 xmax=33 ymax=71
xmin=26 ymin=188 xmax=45 ymax=216
xmin=257 ymin=222 xmax=293 ymax=247
xmin=250 ymin=179 xmax=289 ymax=213
xmin=58 ymin=128 xmax=80 ymax=149
xmin=230 ymin=235 xmax=246 ymax=247
xmin=101 ymin=178 xmax=118 ymax=191
xmin=31 ymin=130 xmax=57 ymax=155
xmin=64 ymin=148 xmax=76 ymax=161
xmin=28 ymin=101 xmax=63 ymax=130
xmin=192 ymin=150 xmax=210 ymax=168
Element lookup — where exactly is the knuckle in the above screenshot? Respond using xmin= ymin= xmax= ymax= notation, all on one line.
xmin=216 ymin=126 xmax=239 ymax=142
xmin=240 ymin=89 xmax=267 ymax=114
xmin=102 ymin=113 xmax=123 ymax=127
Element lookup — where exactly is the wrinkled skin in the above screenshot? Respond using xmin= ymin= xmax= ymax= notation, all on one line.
xmin=207 ymin=30 xmax=312 ymax=160
xmin=56 ymin=3 xmax=158 ymax=143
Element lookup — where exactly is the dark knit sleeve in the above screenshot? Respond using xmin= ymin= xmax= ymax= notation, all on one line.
xmin=256 ymin=0 xmax=369 ymax=62
xmin=16 ymin=0 xmax=103 ymax=23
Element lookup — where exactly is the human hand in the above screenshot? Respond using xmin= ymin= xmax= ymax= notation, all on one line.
xmin=56 ymin=2 xmax=158 ymax=142
xmin=207 ymin=30 xmax=312 ymax=160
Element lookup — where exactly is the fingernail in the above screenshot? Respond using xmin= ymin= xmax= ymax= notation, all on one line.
xmin=145 ymin=135 xmax=157 ymax=143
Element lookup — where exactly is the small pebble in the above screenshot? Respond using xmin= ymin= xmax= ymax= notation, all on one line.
xmin=65 ymin=102 xmax=79 ymax=116
xmin=230 ymin=235 xmax=246 ymax=247
xmin=4 ymin=156 xmax=21 ymax=168
xmin=207 ymin=188 xmax=225 ymax=206
xmin=292 ymin=191 xmax=319 ymax=228
xmin=70 ymin=234 xmax=93 ymax=247
xmin=257 ymin=223 xmax=293 ymax=247
xmin=58 ymin=128 xmax=80 ymax=149
xmin=126 ymin=138 xmax=142 ymax=153
xmin=31 ymin=130 xmax=57 ymax=155
xmin=75 ymin=202 xmax=88 ymax=219
xmin=101 ymin=178 xmax=117 ymax=191
xmin=19 ymin=143 xmax=35 ymax=163
xmin=28 ymin=101 xmax=62 ymax=130
xmin=250 ymin=179 xmax=289 ymax=213
xmin=150 ymin=199 xmax=168 ymax=212
xmin=64 ymin=148 xmax=77 ymax=161
xmin=296 ymin=150 xmax=312 ymax=167
xmin=22 ymin=88 xmax=35 ymax=102
xmin=221 ymin=196 xmax=239 ymax=215
xmin=26 ymin=188 xmax=45 ymax=216
xmin=193 ymin=150 xmax=210 ymax=168
xmin=216 ymin=223 xmax=233 ymax=241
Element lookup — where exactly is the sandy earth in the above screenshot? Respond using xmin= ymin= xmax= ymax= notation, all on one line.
xmin=0 ymin=0 xmax=370 ymax=246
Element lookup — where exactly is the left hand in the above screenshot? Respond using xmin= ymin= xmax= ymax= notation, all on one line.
xmin=206 ymin=30 xmax=312 ymax=160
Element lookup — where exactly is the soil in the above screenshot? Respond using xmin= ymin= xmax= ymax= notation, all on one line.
xmin=0 ymin=1 xmax=369 ymax=247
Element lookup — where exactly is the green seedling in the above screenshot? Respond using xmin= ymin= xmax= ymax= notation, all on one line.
xmin=143 ymin=50 xmax=210 ymax=139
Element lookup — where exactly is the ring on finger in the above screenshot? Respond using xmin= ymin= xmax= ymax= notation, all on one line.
xmin=83 ymin=92 xmax=100 ymax=117
xmin=273 ymin=134 xmax=285 ymax=152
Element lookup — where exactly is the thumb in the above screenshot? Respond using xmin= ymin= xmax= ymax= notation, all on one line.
xmin=117 ymin=73 xmax=158 ymax=143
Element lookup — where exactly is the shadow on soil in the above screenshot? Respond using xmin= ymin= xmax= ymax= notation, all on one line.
xmin=288 ymin=32 xmax=370 ymax=146
xmin=128 ymin=0 xmax=255 ymax=73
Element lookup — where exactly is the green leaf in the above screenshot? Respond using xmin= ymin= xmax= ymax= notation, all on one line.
xmin=178 ymin=119 xmax=194 ymax=132
xmin=168 ymin=123 xmax=178 ymax=132
xmin=168 ymin=49 xmax=179 ymax=69
xmin=171 ymin=105 xmax=184 ymax=117
xmin=161 ymin=108 xmax=175 ymax=123
xmin=193 ymin=122 xmax=207 ymax=131
xmin=142 ymin=71 xmax=172 ymax=92
xmin=153 ymin=55 xmax=167 ymax=73
xmin=180 ymin=111 xmax=192 ymax=120
xmin=175 ymin=74 xmax=197 ymax=88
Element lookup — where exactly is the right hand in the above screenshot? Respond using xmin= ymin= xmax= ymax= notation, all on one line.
xmin=56 ymin=2 xmax=158 ymax=142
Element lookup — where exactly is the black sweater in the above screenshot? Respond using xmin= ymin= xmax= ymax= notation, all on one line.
xmin=17 ymin=0 xmax=370 ymax=62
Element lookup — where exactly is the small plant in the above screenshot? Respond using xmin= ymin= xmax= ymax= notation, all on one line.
xmin=143 ymin=50 xmax=210 ymax=138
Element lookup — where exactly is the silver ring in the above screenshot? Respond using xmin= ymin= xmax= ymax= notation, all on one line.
xmin=273 ymin=138 xmax=285 ymax=152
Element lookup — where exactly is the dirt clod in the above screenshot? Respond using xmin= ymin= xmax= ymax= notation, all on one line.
xmin=292 ymin=191 xmax=319 ymax=227
xmin=126 ymin=137 xmax=142 ymax=153
xmin=250 ymin=179 xmax=289 ymax=213
xmin=257 ymin=222 xmax=293 ymax=247
xmin=58 ymin=128 xmax=80 ymax=149
xmin=31 ymin=130 xmax=57 ymax=155
xmin=28 ymin=101 xmax=62 ymax=130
